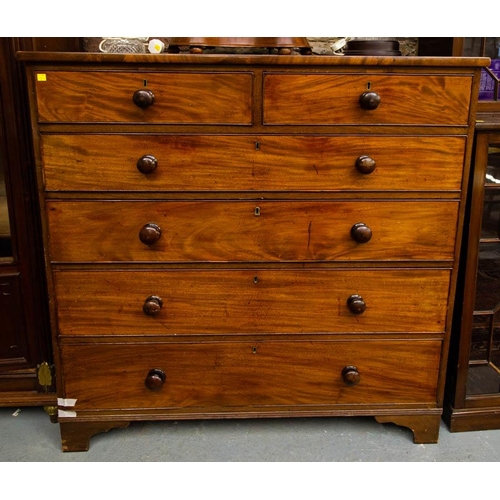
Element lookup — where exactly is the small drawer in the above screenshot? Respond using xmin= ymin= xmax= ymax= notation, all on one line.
xmin=41 ymin=134 xmax=466 ymax=193
xmin=263 ymin=73 xmax=472 ymax=125
xmin=60 ymin=339 xmax=442 ymax=411
xmin=54 ymin=268 xmax=451 ymax=336
xmin=46 ymin=200 xmax=459 ymax=263
xmin=33 ymin=71 xmax=253 ymax=124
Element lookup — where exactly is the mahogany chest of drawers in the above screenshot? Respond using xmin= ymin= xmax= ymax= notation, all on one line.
xmin=20 ymin=52 xmax=486 ymax=451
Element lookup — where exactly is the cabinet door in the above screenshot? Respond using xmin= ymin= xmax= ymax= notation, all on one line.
xmin=466 ymin=133 xmax=500 ymax=399
xmin=0 ymin=38 xmax=53 ymax=404
xmin=446 ymin=131 xmax=500 ymax=434
xmin=0 ymin=154 xmax=11 ymax=259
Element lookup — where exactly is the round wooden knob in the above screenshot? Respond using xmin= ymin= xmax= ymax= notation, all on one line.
xmin=139 ymin=223 xmax=161 ymax=245
xmin=347 ymin=294 xmax=366 ymax=315
xmin=145 ymin=368 xmax=166 ymax=391
xmin=359 ymin=91 xmax=381 ymax=110
xmin=342 ymin=366 xmax=361 ymax=386
xmin=355 ymin=155 xmax=377 ymax=174
xmin=351 ymin=222 xmax=372 ymax=243
xmin=143 ymin=295 xmax=163 ymax=316
xmin=137 ymin=154 xmax=158 ymax=174
xmin=133 ymin=89 xmax=155 ymax=109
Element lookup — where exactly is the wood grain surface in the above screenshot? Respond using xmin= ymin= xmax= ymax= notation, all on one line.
xmin=263 ymin=74 xmax=472 ymax=125
xmin=60 ymin=339 xmax=442 ymax=409
xmin=34 ymin=71 xmax=253 ymax=124
xmin=41 ymin=134 xmax=466 ymax=193
xmin=46 ymin=199 xmax=459 ymax=263
xmin=54 ymin=268 xmax=451 ymax=335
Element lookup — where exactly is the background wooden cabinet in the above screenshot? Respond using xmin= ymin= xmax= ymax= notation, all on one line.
xmin=0 ymin=38 xmax=79 ymax=408
xmin=444 ymin=124 xmax=500 ymax=431
xmin=432 ymin=37 xmax=500 ymax=431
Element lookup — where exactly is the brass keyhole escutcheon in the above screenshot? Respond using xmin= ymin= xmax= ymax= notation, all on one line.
xmin=254 ymin=206 xmax=261 ymax=216
xmin=253 ymin=276 xmax=259 ymax=284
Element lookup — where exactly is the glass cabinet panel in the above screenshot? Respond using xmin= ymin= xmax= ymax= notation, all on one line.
xmin=467 ymin=140 xmax=500 ymax=396
xmin=462 ymin=37 xmax=500 ymax=58
xmin=458 ymin=38 xmax=500 ymax=104
xmin=0 ymin=152 xmax=12 ymax=260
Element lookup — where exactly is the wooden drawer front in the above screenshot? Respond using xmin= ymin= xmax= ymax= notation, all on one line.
xmin=41 ymin=134 xmax=466 ymax=193
xmin=60 ymin=339 xmax=441 ymax=410
xmin=47 ymin=200 xmax=458 ymax=263
xmin=263 ymin=73 xmax=472 ymax=125
xmin=54 ymin=269 xmax=450 ymax=335
xmin=34 ymin=71 xmax=253 ymax=124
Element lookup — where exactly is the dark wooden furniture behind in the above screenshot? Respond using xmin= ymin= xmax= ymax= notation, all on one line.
xmin=444 ymin=117 xmax=500 ymax=431
xmin=421 ymin=36 xmax=500 ymax=432
xmin=19 ymin=51 xmax=486 ymax=451
xmin=0 ymin=39 xmax=69 ymax=408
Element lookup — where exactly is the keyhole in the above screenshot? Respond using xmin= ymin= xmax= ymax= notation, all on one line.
xmin=252 ymin=347 xmax=258 ymax=354
xmin=367 ymin=81 xmax=371 ymax=90
xmin=253 ymin=276 xmax=259 ymax=284
xmin=254 ymin=207 xmax=261 ymax=216
xmin=143 ymin=79 xmax=148 ymax=87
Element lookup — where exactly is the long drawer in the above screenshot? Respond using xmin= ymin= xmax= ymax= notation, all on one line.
xmin=263 ymin=73 xmax=472 ymax=125
xmin=59 ymin=339 xmax=442 ymax=410
xmin=34 ymin=71 xmax=253 ymax=124
xmin=40 ymin=134 xmax=466 ymax=193
xmin=54 ymin=269 xmax=451 ymax=336
xmin=46 ymin=200 xmax=459 ymax=263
